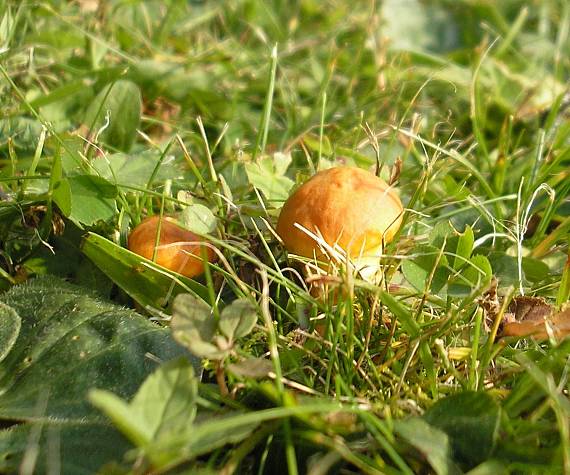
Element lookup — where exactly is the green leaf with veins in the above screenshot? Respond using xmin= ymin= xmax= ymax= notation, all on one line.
xmin=90 ymin=358 xmax=198 ymax=447
xmin=0 ymin=277 xmax=194 ymax=474
xmin=67 ymin=174 xmax=117 ymax=226
xmin=245 ymin=152 xmax=295 ymax=204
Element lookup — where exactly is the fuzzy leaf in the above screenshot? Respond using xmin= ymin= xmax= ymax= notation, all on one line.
xmin=0 ymin=302 xmax=20 ymax=364
xmin=0 ymin=277 xmax=193 ymax=474
xmin=0 ymin=423 xmax=130 ymax=475
xmin=424 ymin=392 xmax=501 ymax=468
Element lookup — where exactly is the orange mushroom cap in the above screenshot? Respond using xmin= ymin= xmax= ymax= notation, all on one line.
xmin=276 ymin=167 xmax=403 ymax=260
xmin=128 ymin=215 xmax=216 ymax=278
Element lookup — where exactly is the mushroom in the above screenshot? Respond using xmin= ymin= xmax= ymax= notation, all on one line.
xmin=276 ymin=166 xmax=403 ymax=279
xmin=128 ymin=215 xmax=216 ymax=278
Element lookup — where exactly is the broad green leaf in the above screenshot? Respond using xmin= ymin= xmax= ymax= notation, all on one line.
xmin=401 ymin=245 xmax=449 ymax=295
xmin=429 ymin=221 xmax=455 ymax=249
xmin=0 ymin=277 xmax=193 ymax=420
xmin=54 ymin=133 xmax=87 ymax=174
xmin=171 ymin=294 xmax=226 ymax=359
xmin=52 ymin=176 xmax=72 ymax=216
xmin=272 ymin=151 xmax=293 ymax=175
xmin=424 ymin=392 xmax=501 ymax=468
xmin=67 ymin=175 xmax=118 ymax=225
xmin=49 ymin=151 xmax=72 ymax=216
xmin=90 ymin=358 xmax=198 ymax=447
xmin=88 ymin=390 xmax=149 ymax=447
xmin=91 ymin=151 xmax=183 ymax=187
xmin=0 ymin=422 xmax=130 ymax=475
xmin=395 ymin=417 xmax=460 ymax=475
xmin=172 ymin=294 xmax=214 ymax=340
xmin=521 ymin=256 xmax=550 ymax=283
xmin=172 ymin=414 xmax=257 ymax=462
xmin=149 ymin=411 xmax=260 ymax=470
xmin=244 ymin=153 xmax=295 ymax=204
xmin=490 ymin=254 xmax=519 ymax=287
xmin=179 ymin=203 xmax=217 ymax=235
xmin=181 ymin=339 xmax=226 ymax=360
xmin=82 ymin=232 xmax=209 ymax=309
xmin=219 ymin=299 xmax=257 ymax=341
xmin=460 ymin=255 xmax=492 ymax=287
xmin=84 ymin=80 xmax=142 ymax=152
xmin=0 ymin=302 xmax=20 ymax=364
xmin=448 ymin=255 xmax=492 ymax=297
xmin=0 ymin=277 xmax=194 ymax=474
xmin=130 ymin=358 xmax=198 ymax=440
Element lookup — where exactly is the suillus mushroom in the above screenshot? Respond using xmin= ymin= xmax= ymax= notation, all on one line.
xmin=128 ymin=215 xmax=216 ymax=278
xmin=276 ymin=166 xmax=403 ymax=278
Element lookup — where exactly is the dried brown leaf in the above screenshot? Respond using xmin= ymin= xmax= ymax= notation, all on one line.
xmin=501 ymin=301 xmax=570 ymax=341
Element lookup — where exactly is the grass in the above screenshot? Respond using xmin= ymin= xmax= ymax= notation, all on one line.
xmin=0 ymin=0 xmax=569 ymax=474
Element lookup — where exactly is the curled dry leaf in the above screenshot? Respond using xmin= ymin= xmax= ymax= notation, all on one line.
xmin=501 ymin=296 xmax=570 ymax=341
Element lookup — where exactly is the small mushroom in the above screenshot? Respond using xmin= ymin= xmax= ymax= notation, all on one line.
xmin=276 ymin=166 xmax=403 ymax=278
xmin=128 ymin=215 xmax=216 ymax=278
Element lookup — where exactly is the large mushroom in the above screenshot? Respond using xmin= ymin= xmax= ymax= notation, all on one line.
xmin=128 ymin=215 xmax=216 ymax=278
xmin=276 ymin=166 xmax=403 ymax=278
